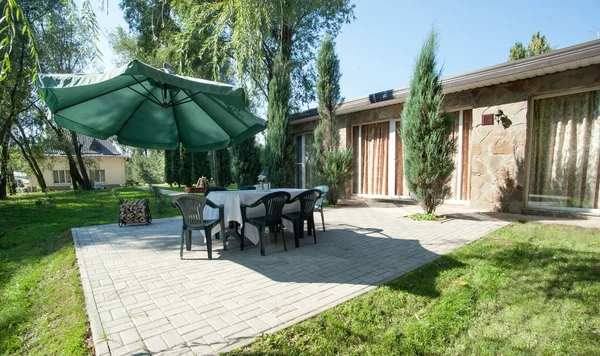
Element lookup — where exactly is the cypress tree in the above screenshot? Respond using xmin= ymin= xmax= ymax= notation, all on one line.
xmin=314 ymin=34 xmax=342 ymax=163
xmin=231 ymin=137 xmax=262 ymax=188
xmin=164 ymin=150 xmax=174 ymax=186
xmin=311 ymin=35 xmax=352 ymax=205
xmin=179 ymin=148 xmax=194 ymax=187
xmin=191 ymin=151 xmax=211 ymax=184
xmin=400 ymin=30 xmax=456 ymax=214
xmin=263 ymin=54 xmax=295 ymax=188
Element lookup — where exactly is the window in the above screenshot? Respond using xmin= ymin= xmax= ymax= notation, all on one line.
xmin=528 ymin=89 xmax=600 ymax=210
xmin=53 ymin=170 xmax=71 ymax=184
xmin=89 ymin=169 xmax=106 ymax=183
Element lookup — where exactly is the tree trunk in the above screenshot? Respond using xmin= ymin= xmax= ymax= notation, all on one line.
xmin=70 ymin=130 xmax=92 ymax=189
xmin=0 ymin=137 xmax=10 ymax=199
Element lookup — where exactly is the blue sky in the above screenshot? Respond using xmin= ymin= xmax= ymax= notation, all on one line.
xmin=94 ymin=0 xmax=600 ymax=106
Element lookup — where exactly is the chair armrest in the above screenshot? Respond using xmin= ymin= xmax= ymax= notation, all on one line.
xmin=286 ymin=195 xmax=300 ymax=204
xmin=204 ymin=198 xmax=223 ymax=210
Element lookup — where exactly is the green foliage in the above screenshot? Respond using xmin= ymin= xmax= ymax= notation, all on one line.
xmin=401 ymin=30 xmax=455 ymax=214
xmin=191 ymin=151 xmax=211 ymax=184
xmin=179 ymin=148 xmax=193 ymax=187
xmin=0 ymin=188 xmax=179 ymax=354
xmin=508 ymin=32 xmax=554 ymax=61
xmin=231 ymin=137 xmax=263 ymax=188
xmin=318 ymin=149 xmax=353 ymax=205
xmin=311 ymin=35 xmax=352 ymax=204
xmin=210 ymin=149 xmax=232 ymax=187
xmin=230 ymin=223 xmax=600 ymax=355
xmin=129 ymin=149 xmax=164 ymax=185
xmin=408 ymin=213 xmax=447 ymax=221
xmin=172 ymin=0 xmax=355 ymax=107
xmin=171 ymin=145 xmax=182 ymax=186
xmin=148 ymin=185 xmax=168 ymax=214
xmin=164 ymin=150 xmax=174 ymax=185
xmin=263 ymin=55 xmax=295 ymax=188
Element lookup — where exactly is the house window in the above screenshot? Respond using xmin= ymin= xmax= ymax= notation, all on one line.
xmin=528 ymin=89 xmax=600 ymax=210
xmin=53 ymin=170 xmax=72 ymax=184
xmin=294 ymin=134 xmax=314 ymax=189
xmin=89 ymin=169 xmax=106 ymax=183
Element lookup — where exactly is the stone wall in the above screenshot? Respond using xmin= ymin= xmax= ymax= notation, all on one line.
xmin=449 ymin=65 xmax=600 ymax=213
xmin=290 ymin=64 xmax=600 ymax=212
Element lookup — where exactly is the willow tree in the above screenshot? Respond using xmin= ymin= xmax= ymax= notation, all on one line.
xmin=263 ymin=55 xmax=295 ymax=188
xmin=401 ymin=30 xmax=455 ymax=214
xmin=173 ymin=0 xmax=355 ymax=107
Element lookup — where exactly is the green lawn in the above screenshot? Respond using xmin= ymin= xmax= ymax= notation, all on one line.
xmin=0 ymin=188 xmax=180 ymax=355
xmin=229 ymin=223 xmax=600 ymax=355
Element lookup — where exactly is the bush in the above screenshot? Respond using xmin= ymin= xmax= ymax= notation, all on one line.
xmin=318 ymin=149 xmax=353 ymax=205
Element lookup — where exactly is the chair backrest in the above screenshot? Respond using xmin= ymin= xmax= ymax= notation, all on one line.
xmin=257 ymin=191 xmax=291 ymax=226
xmin=294 ymin=189 xmax=322 ymax=217
xmin=171 ymin=195 xmax=209 ymax=228
xmin=239 ymin=185 xmax=256 ymax=190
xmin=204 ymin=186 xmax=228 ymax=196
xmin=313 ymin=185 xmax=329 ymax=208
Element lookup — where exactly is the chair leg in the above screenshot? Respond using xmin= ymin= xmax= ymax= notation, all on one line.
xmin=180 ymin=228 xmax=185 ymax=259
xmin=320 ymin=209 xmax=325 ymax=231
xmin=240 ymin=225 xmax=245 ymax=251
xmin=281 ymin=224 xmax=287 ymax=251
xmin=294 ymin=220 xmax=300 ymax=248
xmin=221 ymin=219 xmax=227 ymax=251
xmin=185 ymin=230 xmax=192 ymax=251
xmin=307 ymin=219 xmax=312 ymax=236
xmin=259 ymin=225 xmax=265 ymax=256
xmin=311 ymin=217 xmax=317 ymax=244
xmin=205 ymin=227 xmax=212 ymax=260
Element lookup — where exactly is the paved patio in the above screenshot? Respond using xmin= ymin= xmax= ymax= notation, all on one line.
xmin=73 ymin=204 xmax=509 ymax=355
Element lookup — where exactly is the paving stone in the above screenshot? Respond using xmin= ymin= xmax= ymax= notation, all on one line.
xmin=73 ymin=206 xmax=508 ymax=355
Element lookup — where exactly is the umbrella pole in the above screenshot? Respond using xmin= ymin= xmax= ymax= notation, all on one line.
xmin=212 ymin=150 xmax=218 ymax=187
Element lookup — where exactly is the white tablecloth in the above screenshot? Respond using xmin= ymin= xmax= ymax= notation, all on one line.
xmin=203 ymin=188 xmax=306 ymax=244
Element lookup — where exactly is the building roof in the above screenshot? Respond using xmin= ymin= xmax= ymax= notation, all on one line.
xmin=49 ymin=134 xmax=127 ymax=157
xmin=290 ymin=39 xmax=600 ymax=123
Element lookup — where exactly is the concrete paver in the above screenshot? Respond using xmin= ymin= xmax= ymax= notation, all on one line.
xmin=73 ymin=205 xmax=509 ymax=355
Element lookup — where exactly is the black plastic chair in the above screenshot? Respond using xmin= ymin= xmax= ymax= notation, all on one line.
xmin=282 ymin=189 xmax=322 ymax=248
xmin=239 ymin=185 xmax=256 ymax=190
xmin=171 ymin=195 xmax=225 ymax=260
xmin=204 ymin=186 xmax=228 ymax=196
xmin=313 ymin=185 xmax=329 ymax=231
xmin=240 ymin=191 xmax=291 ymax=256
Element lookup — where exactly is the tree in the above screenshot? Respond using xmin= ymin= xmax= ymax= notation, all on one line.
xmin=179 ymin=148 xmax=193 ymax=187
xmin=231 ymin=137 xmax=262 ymax=188
xmin=164 ymin=149 xmax=174 ymax=185
xmin=210 ymin=149 xmax=231 ymax=187
xmin=263 ymin=55 xmax=295 ymax=188
xmin=312 ymin=35 xmax=351 ymax=205
xmin=400 ymin=30 xmax=456 ymax=214
xmin=192 ymin=151 xmax=211 ymax=183
xmin=509 ymin=32 xmax=554 ymax=61
xmin=174 ymin=0 xmax=355 ymax=108
xmin=171 ymin=145 xmax=182 ymax=187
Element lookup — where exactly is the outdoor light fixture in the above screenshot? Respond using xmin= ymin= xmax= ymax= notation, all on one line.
xmin=494 ymin=109 xmax=506 ymax=123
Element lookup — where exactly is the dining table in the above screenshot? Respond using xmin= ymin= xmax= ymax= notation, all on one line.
xmin=202 ymin=188 xmax=307 ymax=245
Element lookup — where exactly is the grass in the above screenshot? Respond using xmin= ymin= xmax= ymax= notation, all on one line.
xmin=229 ymin=222 xmax=600 ymax=355
xmin=0 ymin=188 xmax=180 ymax=355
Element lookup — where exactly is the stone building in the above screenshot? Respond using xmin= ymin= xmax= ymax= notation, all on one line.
xmin=291 ymin=40 xmax=600 ymax=215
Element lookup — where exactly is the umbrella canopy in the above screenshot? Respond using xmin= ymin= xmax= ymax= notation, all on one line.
xmin=36 ymin=60 xmax=265 ymax=152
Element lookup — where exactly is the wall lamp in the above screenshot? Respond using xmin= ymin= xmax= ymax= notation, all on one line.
xmin=494 ymin=109 xmax=507 ymax=123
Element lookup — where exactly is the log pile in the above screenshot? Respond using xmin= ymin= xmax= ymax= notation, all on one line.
xmin=118 ymin=199 xmax=151 ymax=225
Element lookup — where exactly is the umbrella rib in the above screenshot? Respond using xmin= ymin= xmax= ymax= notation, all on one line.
xmin=182 ymin=89 xmax=233 ymax=138
xmin=128 ymin=86 xmax=162 ymax=106
xmin=54 ymin=78 xmax=153 ymax=113
xmin=170 ymin=89 xmax=204 ymax=106
xmin=117 ymin=83 xmax=156 ymax=136
xmin=131 ymin=76 xmax=163 ymax=105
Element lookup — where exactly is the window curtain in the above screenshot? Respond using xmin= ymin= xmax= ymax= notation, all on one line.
xmin=529 ymin=90 xmax=600 ymax=209
xmin=361 ymin=122 xmax=389 ymax=195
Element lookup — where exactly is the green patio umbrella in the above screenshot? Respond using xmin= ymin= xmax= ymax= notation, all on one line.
xmin=36 ymin=60 xmax=265 ymax=152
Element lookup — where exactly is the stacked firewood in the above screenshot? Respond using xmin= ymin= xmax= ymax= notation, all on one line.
xmin=118 ymin=199 xmax=150 ymax=224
